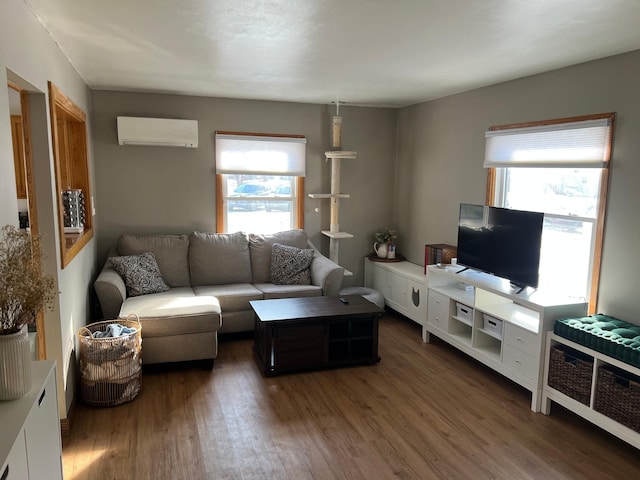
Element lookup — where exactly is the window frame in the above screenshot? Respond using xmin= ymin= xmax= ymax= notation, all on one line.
xmin=485 ymin=113 xmax=614 ymax=313
xmin=48 ymin=82 xmax=93 ymax=269
xmin=215 ymin=131 xmax=305 ymax=233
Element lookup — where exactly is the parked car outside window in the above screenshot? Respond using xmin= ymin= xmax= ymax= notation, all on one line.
xmin=227 ymin=183 xmax=271 ymax=211
xmin=264 ymin=184 xmax=292 ymax=212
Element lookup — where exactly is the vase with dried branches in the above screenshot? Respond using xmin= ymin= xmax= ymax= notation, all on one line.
xmin=0 ymin=225 xmax=56 ymax=400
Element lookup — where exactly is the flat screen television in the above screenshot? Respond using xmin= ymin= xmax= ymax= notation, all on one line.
xmin=456 ymin=204 xmax=544 ymax=291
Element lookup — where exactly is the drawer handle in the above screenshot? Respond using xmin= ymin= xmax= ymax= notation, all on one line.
xmin=515 ymin=359 xmax=522 ymax=364
xmin=517 ymin=337 xmax=524 ymax=343
xmin=39 ymin=388 xmax=46 ymax=406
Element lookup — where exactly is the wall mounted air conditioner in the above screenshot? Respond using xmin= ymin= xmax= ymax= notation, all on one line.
xmin=117 ymin=116 xmax=198 ymax=148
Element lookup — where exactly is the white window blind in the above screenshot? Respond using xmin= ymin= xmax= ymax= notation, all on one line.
xmin=215 ymin=133 xmax=307 ymax=176
xmin=484 ymin=118 xmax=613 ymax=168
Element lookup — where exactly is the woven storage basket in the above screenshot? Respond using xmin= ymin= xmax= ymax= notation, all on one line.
xmin=78 ymin=315 xmax=142 ymax=407
xmin=594 ymin=366 xmax=640 ymax=432
xmin=548 ymin=344 xmax=593 ymax=405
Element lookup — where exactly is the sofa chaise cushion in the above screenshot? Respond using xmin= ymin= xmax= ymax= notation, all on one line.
xmin=118 ymin=234 xmax=190 ymax=287
xmin=119 ymin=287 xmax=222 ymax=338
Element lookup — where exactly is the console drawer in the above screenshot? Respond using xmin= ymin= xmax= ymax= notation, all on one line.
xmin=427 ymin=289 xmax=450 ymax=331
xmin=427 ymin=307 xmax=449 ymax=331
xmin=504 ymin=323 xmax=538 ymax=357
xmin=503 ymin=344 xmax=537 ymax=380
xmin=428 ymin=290 xmax=449 ymax=315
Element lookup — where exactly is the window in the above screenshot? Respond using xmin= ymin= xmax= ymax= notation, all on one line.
xmin=485 ymin=114 xmax=614 ymax=313
xmin=215 ymin=132 xmax=306 ymax=233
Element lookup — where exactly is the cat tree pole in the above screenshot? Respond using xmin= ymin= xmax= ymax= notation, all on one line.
xmin=308 ymin=102 xmax=357 ymax=275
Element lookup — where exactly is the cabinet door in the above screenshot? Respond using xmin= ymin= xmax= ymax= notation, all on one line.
xmin=371 ymin=265 xmax=392 ymax=301
xmin=2 ymin=433 xmax=29 ymax=480
xmin=24 ymin=369 xmax=63 ymax=480
xmin=389 ymin=272 xmax=408 ymax=310
xmin=406 ymin=279 xmax=427 ymax=325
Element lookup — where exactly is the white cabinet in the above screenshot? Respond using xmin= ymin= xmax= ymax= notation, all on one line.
xmin=364 ymin=258 xmax=427 ymax=335
xmin=0 ymin=361 xmax=63 ymax=480
xmin=425 ymin=265 xmax=587 ymax=412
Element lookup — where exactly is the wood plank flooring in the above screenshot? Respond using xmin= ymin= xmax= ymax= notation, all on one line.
xmin=62 ymin=313 xmax=640 ymax=479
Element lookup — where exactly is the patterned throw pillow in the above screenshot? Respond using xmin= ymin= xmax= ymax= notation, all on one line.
xmin=270 ymin=243 xmax=314 ymax=285
xmin=110 ymin=252 xmax=170 ymax=297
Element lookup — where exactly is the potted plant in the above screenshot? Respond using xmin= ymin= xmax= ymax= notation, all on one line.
xmin=373 ymin=228 xmax=397 ymax=258
xmin=0 ymin=225 xmax=56 ymax=400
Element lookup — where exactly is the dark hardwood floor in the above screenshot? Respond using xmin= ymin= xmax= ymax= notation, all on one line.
xmin=62 ymin=313 xmax=640 ymax=479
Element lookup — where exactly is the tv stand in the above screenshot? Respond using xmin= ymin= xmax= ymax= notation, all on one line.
xmin=425 ymin=265 xmax=586 ymax=411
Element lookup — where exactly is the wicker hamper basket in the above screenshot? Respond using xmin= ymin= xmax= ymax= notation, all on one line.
xmin=78 ymin=315 xmax=142 ymax=407
xmin=594 ymin=366 xmax=640 ymax=432
xmin=548 ymin=344 xmax=593 ymax=405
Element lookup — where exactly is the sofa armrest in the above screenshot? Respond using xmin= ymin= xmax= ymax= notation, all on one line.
xmin=94 ymin=259 xmax=126 ymax=319
xmin=309 ymin=249 xmax=344 ymax=296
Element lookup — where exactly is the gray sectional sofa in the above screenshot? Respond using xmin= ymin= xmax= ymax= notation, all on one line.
xmin=94 ymin=229 xmax=344 ymax=366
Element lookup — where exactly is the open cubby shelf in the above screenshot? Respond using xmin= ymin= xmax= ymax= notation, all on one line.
xmin=541 ymin=332 xmax=640 ymax=449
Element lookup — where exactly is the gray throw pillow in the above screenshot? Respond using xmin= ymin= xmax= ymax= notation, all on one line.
xmin=110 ymin=252 xmax=170 ymax=297
xmin=270 ymin=243 xmax=314 ymax=285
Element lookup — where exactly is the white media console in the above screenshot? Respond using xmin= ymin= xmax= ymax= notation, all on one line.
xmin=425 ymin=264 xmax=587 ymax=412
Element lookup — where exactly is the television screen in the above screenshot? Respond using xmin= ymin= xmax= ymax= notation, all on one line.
xmin=456 ymin=204 xmax=544 ymax=290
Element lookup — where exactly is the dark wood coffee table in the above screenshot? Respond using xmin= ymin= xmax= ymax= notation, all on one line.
xmin=250 ymin=295 xmax=384 ymax=376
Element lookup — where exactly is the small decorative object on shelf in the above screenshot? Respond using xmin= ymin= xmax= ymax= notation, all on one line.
xmin=62 ymin=188 xmax=86 ymax=234
xmin=387 ymin=244 xmax=396 ymax=259
xmin=373 ymin=228 xmax=397 ymax=259
xmin=424 ymin=243 xmax=457 ymax=273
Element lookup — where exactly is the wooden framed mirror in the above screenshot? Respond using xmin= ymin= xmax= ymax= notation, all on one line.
xmin=48 ymin=82 xmax=93 ymax=268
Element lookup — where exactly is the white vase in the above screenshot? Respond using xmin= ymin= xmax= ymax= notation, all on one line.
xmin=373 ymin=242 xmax=388 ymax=258
xmin=0 ymin=325 xmax=32 ymax=401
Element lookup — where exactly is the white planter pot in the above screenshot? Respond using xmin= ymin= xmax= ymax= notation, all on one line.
xmin=0 ymin=325 xmax=32 ymax=400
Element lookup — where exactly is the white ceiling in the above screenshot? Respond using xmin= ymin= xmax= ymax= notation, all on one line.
xmin=25 ymin=0 xmax=640 ymax=107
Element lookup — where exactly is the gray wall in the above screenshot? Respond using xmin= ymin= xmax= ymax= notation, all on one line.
xmin=91 ymin=92 xmax=397 ymax=285
xmin=2 ymin=0 xmax=97 ymax=419
xmin=396 ymin=49 xmax=640 ymax=322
